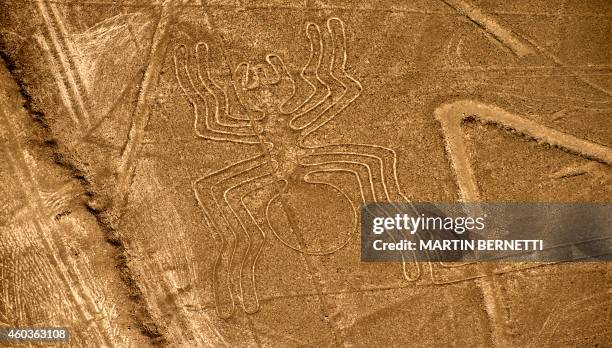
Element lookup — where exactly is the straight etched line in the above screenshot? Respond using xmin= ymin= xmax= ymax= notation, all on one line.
xmin=34 ymin=34 xmax=81 ymax=126
xmin=515 ymin=32 xmax=612 ymax=97
xmin=36 ymin=0 xmax=91 ymax=128
xmin=45 ymin=0 xmax=93 ymax=123
xmin=279 ymin=198 xmax=343 ymax=346
xmin=439 ymin=0 xmax=612 ymax=97
xmin=114 ymin=0 xmax=175 ymax=207
xmin=440 ymin=0 xmax=535 ymax=57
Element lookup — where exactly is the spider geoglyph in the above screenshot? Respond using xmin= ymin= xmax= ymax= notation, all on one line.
xmin=173 ymin=17 xmax=423 ymax=318
xmin=173 ymin=16 xmax=612 ymax=320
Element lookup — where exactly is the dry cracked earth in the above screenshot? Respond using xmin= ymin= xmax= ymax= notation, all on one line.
xmin=0 ymin=0 xmax=611 ymax=347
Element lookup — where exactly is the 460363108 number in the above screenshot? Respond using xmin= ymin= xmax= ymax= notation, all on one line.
xmin=0 ymin=327 xmax=69 ymax=342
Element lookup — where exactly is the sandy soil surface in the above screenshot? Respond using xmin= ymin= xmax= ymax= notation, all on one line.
xmin=0 ymin=0 xmax=610 ymax=346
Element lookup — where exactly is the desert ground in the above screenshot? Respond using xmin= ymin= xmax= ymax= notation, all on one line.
xmin=0 ymin=0 xmax=611 ymax=346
